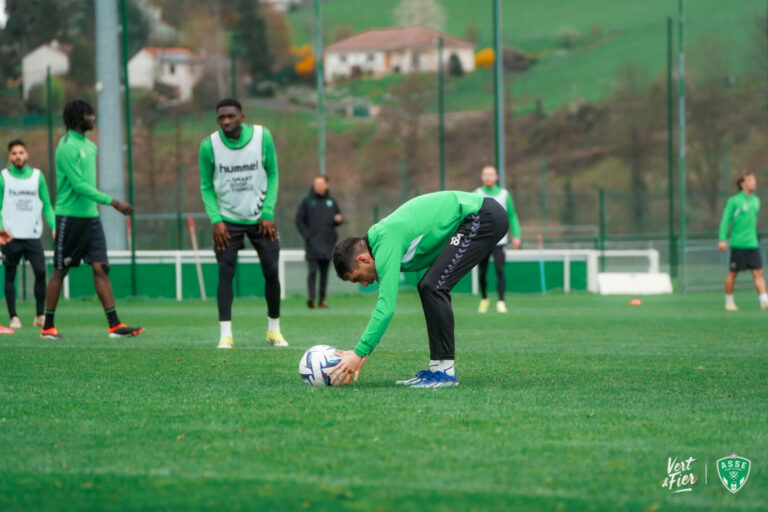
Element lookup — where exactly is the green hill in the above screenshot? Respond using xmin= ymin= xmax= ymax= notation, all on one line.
xmin=288 ymin=0 xmax=766 ymax=112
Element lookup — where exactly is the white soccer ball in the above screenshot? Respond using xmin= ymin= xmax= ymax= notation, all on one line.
xmin=298 ymin=345 xmax=341 ymax=386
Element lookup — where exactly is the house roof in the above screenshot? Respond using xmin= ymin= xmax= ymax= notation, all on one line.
xmin=27 ymin=40 xmax=73 ymax=57
xmin=141 ymin=47 xmax=199 ymax=63
xmin=324 ymin=26 xmax=474 ymax=53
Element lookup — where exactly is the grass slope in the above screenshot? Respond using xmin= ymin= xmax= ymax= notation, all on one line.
xmin=290 ymin=0 xmax=765 ymax=112
xmin=0 ymin=292 xmax=766 ymax=510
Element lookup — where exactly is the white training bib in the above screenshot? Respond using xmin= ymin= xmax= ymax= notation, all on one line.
xmin=476 ymin=187 xmax=510 ymax=245
xmin=210 ymin=125 xmax=267 ymax=222
xmin=1 ymin=168 xmax=43 ymax=239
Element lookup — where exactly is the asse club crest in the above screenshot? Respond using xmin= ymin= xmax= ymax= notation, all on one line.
xmin=717 ymin=453 xmax=751 ymax=494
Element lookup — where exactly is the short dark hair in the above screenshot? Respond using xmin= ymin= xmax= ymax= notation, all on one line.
xmin=736 ymin=172 xmax=755 ymax=191
xmin=216 ymin=98 xmax=242 ymax=112
xmin=333 ymin=237 xmax=367 ymax=280
xmin=8 ymin=139 xmax=25 ymax=152
xmin=62 ymin=100 xmax=94 ymax=131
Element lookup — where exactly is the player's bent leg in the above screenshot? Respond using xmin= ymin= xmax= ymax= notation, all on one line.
xmin=408 ymin=198 xmax=508 ymax=388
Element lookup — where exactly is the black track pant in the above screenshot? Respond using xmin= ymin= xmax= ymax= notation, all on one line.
xmin=307 ymin=258 xmax=330 ymax=303
xmin=478 ymin=245 xmax=506 ymax=301
xmin=215 ymin=221 xmax=281 ymax=321
xmin=2 ymin=238 xmax=47 ymax=318
xmin=418 ymin=198 xmax=508 ymax=360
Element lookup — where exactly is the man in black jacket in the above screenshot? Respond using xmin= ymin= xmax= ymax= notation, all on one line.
xmin=296 ymin=175 xmax=343 ymax=308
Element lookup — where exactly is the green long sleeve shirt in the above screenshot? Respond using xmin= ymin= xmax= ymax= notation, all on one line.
xmin=199 ymin=124 xmax=279 ymax=224
xmin=0 ymin=165 xmax=55 ymax=231
xmin=479 ymin=185 xmax=522 ymax=238
xmin=718 ymin=191 xmax=760 ymax=249
xmin=54 ymin=130 xmax=113 ymax=217
xmin=354 ymin=191 xmax=485 ymax=357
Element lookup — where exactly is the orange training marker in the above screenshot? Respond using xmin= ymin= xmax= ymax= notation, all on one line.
xmin=630 ymin=298 xmax=643 ymax=306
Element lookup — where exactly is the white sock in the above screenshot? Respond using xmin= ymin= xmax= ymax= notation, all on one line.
xmin=759 ymin=293 xmax=768 ymax=305
xmin=268 ymin=317 xmax=280 ymax=332
xmin=437 ymin=360 xmax=455 ymax=376
xmin=428 ymin=360 xmax=439 ymax=372
xmin=220 ymin=321 xmax=232 ymax=338
xmin=725 ymin=294 xmax=735 ymax=306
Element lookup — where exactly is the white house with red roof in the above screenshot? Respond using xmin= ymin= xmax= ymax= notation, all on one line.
xmin=323 ymin=26 xmax=475 ymax=84
xmin=21 ymin=40 xmax=72 ymax=99
xmin=128 ymin=47 xmax=203 ymax=102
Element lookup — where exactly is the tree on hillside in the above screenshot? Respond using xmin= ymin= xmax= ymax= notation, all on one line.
xmin=383 ymin=74 xmax=435 ymax=187
xmin=264 ymin=6 xmax=293 ymax=70
xmin=0 ymin=0 xmax=72 ymax=82
xmin=331 ymin=24 xmax=355 ymax=43
xmin=233 ymin=0 xmax=273 ymax=80
xmin=688 ymin=36 xmax=747 ymax=213
xmin=0 ymin=0 xmax=149 ymax=90
xmin=609 ymin=66 xmax=659 ymax=233
xmin=393 ymin=0 xmax=445 ymax=31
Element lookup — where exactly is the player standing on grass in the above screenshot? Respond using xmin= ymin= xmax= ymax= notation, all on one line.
xmin=0 ymin=139 xmax=55 ymax=330
xmin=474 ymin=164 xmax=521 ymax=314
xmin=295 ymin=175 xmax=343 ymax=309
xmin=329 ymin=191 xmax=508 ymax=388
xmin=199 ymin=98 xmax=287 ymax=349
xmin=41 ymin=100 xmax=144 ymax=340
xmin=718 ymin=171 xmax=768 ymax=311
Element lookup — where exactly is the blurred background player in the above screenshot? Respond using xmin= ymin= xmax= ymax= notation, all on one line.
xmin=0 ymin=139 xmax=55 ymax=330
xmin=329 ymin=191 xmax=508 ymax=388
xmin=199 ymin=98 xmax=287 ymax=349
xmin=42 ymin=100 xmax=144 ymax=340
xmin=718 ymin=171 xmax=767 ymax=311
xmin=474 ymin=165 xmax=521 ymax=313
xmin=295 ymin=175 xmax=343 ymax=309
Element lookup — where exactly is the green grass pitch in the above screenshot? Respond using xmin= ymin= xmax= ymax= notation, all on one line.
xmin=0 ymin=291 xmax=766 ymax=511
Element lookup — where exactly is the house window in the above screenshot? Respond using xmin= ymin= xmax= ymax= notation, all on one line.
xmin=367 ymin=53 xmax=375 ymax=62
xmin=169 ymin=64 xmax=176 ymax=75
xmin=340 ymin=54 xmax=347 ymax=63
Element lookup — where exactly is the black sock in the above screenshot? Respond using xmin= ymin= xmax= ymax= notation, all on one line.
xmin=105 ymin=308 xmax=120 ymax=328
xmin=43 ymin=310 xmax=55 ymax=330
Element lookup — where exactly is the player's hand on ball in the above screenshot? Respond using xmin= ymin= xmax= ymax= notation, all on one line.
xmin=717 ymin=241 xmax=727 ymax=252
xmin=258 ymin=219 xmax=278 ymax=241
xmin=329 ymin=350 xmax=367 ymax=386
xmin=0 ymin=230 xmax=12 ymax=246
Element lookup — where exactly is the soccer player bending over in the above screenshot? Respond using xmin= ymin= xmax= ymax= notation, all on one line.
xmin=199 ymin=98 xmax=287 ymax=349
xmin=718 ymin=171 xmax=768 ymax=311
xmin=330 ymin=191 xmax=508 ymax=388
xmin=41 ymin=100 xmax=144 ymax=340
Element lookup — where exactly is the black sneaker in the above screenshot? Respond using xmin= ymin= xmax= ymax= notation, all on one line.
xmin=108 ymin=324 xmax=145 ymax=339
xmin=40 ymin=327 xmax=63 ymax=340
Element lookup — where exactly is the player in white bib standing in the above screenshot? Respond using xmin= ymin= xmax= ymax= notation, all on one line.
xmin=474 ymin=164 xmax=521 ymax=313
xmin=0 ymin=140 xmax=55 ymax=331
xmin=199 ymin=98 xmax=287 ymax=349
